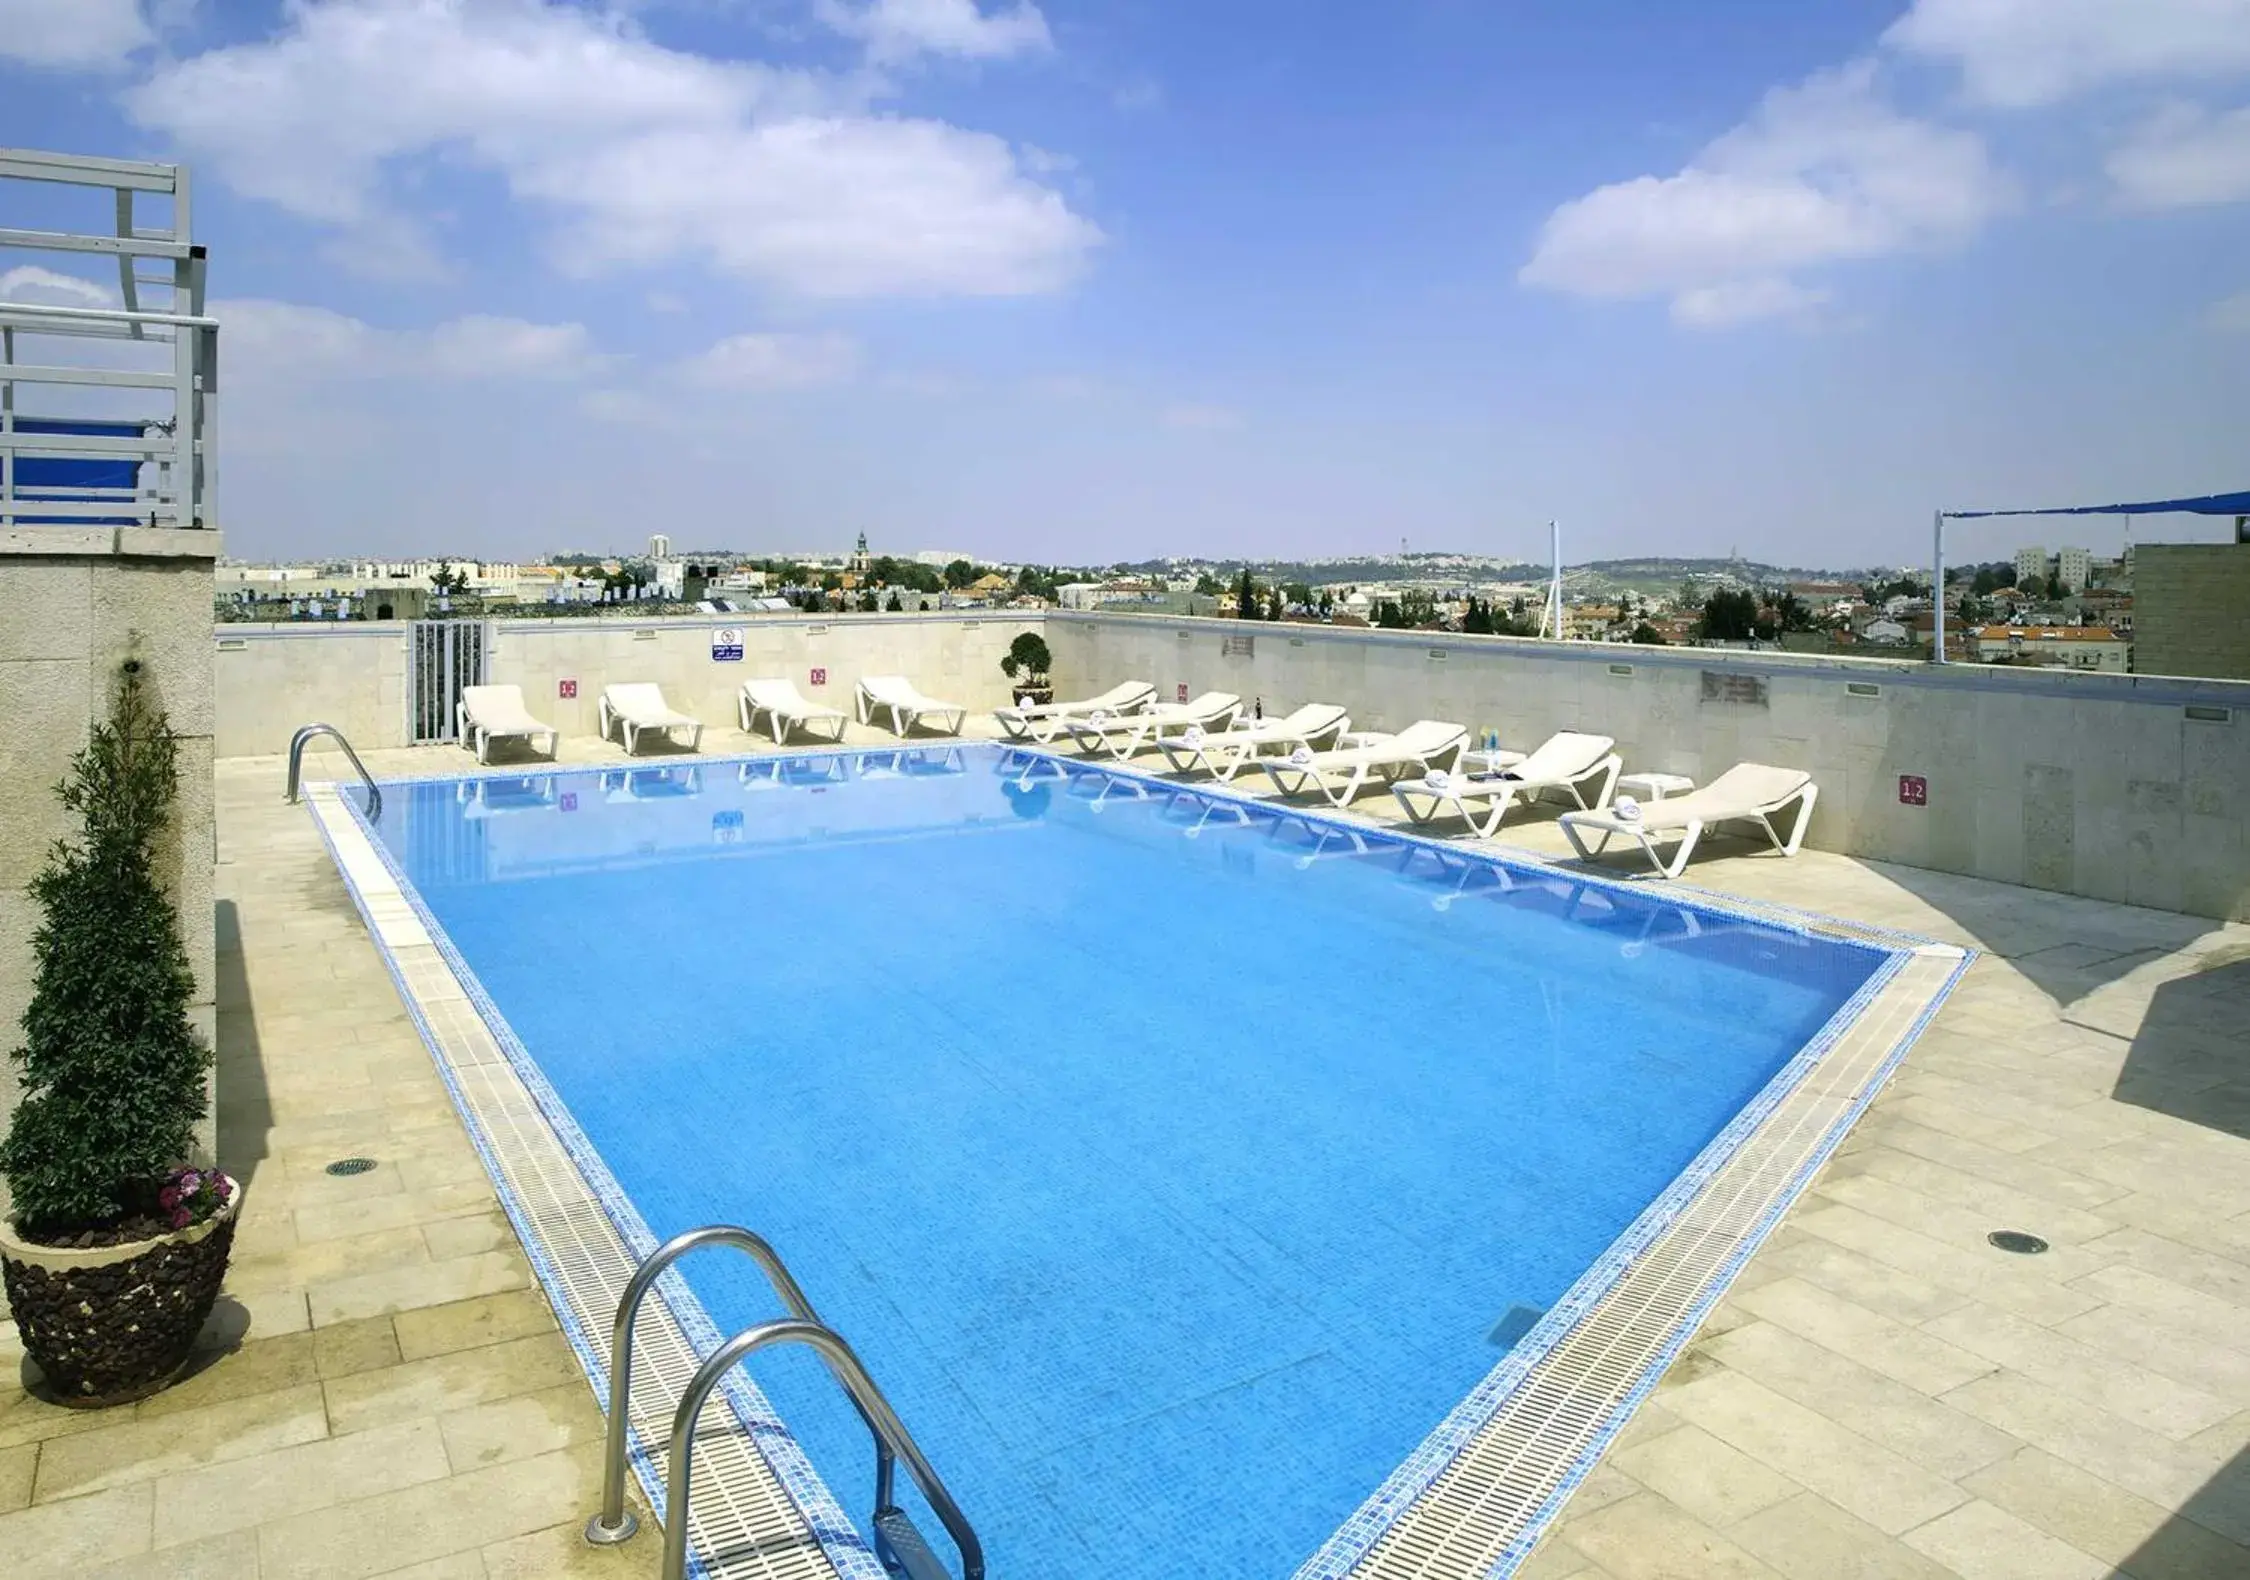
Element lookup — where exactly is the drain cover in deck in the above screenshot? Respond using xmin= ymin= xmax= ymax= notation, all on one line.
xmin=1987 ymin=1229 xmax=2048 ymax=1255
xmin=324 ymin=1157 xmax=379 ymax=1177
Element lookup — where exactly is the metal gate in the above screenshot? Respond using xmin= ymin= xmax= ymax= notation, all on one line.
xmin=408 ymin=620 xmax=489 ymax=743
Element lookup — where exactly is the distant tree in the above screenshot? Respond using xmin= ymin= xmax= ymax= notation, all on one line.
xmin=2044 ymin=570 xmax=2066 ymax=600
xmin=1630 ymin=621 xmax=1666 ymax=645
xmin=1235 ymin=567 xmax=1259 ymax=620
xmin=1317 ymin=589 xmax=1334 ymax=616
xmin=1266 ymin=587 xmax=1284 ymax=620
xmin=1462 ymin=596 xmax=1495 ymax=636
xmin=1374 ymin=599 xmax=1408 ymax=629
xmin=1699 ymin=588 xmax=1761 ymax=642
xmin=886 ymin=590 xmax=903 ymax=612
xmin=1194 ymin=572 xmax=1225 ymax=597
xmin=944 ymin=559 xmax=977 ymax=589
xmin=820 ymin=571 xmax=843 ymax=592
xmin=1970 ymin=563 xmax=2016 ymax=597
xmin=1282 ymin=581 xmax=1315 ymax=607
xmin=858 ymin=589 xmax=878 ymax=613
xmin=1771 ymin=592 xmax=1814 ymax=633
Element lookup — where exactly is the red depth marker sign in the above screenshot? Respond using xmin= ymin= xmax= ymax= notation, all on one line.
xmin=810 ymin=667 xmax=828 ymax=687
xmin=558 ymin=678 xmax=577 ymax=699
xmin=1899 ymin=774 xmax=1928 ymax=806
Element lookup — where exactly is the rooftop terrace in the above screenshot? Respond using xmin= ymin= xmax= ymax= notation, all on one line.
xmin=2 ymin=705 xmax=2244 ymax=1580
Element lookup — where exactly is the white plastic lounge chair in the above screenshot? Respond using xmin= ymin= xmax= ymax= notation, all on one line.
xmin=738 ymin=678 xmax=849 ymax=744
xmin=1256 ymin=720 xmax=1469 ymax=806
xmin=1559 ymin=763 xmax=1819 ymax=879
xmin=856 ymin=676 xmax=967 ymax=737
xmin=455 ymin=684 xmax=558 ymax=764
xmin=1062 ymin=691 xmax=1241 ymax=760
xmin=598 ymin=683 xmax=704 ymax=755
xmin=994 ymin=681 xmax=1156 ymax=743
xmin=1392 ymin=731 xmax=1622 ymax=837
xmin=1153 ymin=702 xmax=1352 ymax=782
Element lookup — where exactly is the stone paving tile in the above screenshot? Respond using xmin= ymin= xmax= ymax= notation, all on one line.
xmin=313 ymin=1316 xmax=405 ymax=1381
xmin=1699 ymin=1321 xmax=2017 ymax=1481
xmin=309 ymin=1250 xmax=531 ymax=1327
xmin=1937 ymin=1371 xmax=2227 ymax=1516
xmin=478 ymin=1519 xmax=653 ymax=1577
xmin=255 ymin=1444 xmax=603 ymax=1580
xmin=391 ymin=1289 xmax=559 ymax=1363
xmin=1788 ymin=1204 xmax=2103 ymax=1325
xmin=1923 ymin=1302 xmax=2236 ymax=1440
xmin=1557 ymin=1491 xmax=1786 ymax=1580
xmin=1657 ymin=1370 xmax=1967 ymax=1536
xmin=436 ymin=1381 xmax=606 ymax=1472
xmin=1730 ymin=1277 xmax=1995 ymax=1396
xmin=1961 ymin=1446 xmax=2250 ymax=1580
xmin=86 ymin=1527 xmax=264 ymax=1579
xmin=0 ymin=1440 xmax=33 ymax=1512
xmin=1609 ymin=1424 xmax=1802 ymax=1530
xmin=0 ymin=1480 xmax=155 ymax=1577
xmin=1724 ymin=1492 xmax=1958 ymax=1580
xmin=1747 ymin=1236 xmax=1971 ymax=1325
xmin=152 ymin=1417 xmax=452 ymax=1548
xmin=33 ymin=1381 xmax=330 ymax=1501
xmin=1898 ymin=1498 xmax=2111 ymax=1580
xmin=322 ymin=1332 xmax=582 ymax=1437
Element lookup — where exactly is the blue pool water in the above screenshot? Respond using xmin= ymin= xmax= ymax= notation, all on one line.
xmin=374 ymin=747 xmax=1885 ymax=1578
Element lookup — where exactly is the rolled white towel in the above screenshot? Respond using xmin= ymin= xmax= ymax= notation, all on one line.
xmin=1089 ymin=708 xmax=1110 ymax=727
xmin=1422 ymin=768 xmax=1453 ymax=792
xmin=1288 ymin=745 xmax=1315 ymax=767
xmin=1181 ymin=724 xmax=1206 ymax=746
xmin=1016 ymin=694 xmax=1034 ymax=711
xmin=1613 ymin=794 xmax=1643 ymax=822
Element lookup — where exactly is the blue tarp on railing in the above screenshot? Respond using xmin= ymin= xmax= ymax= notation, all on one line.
xmin=4 ymin=417 xmax=150 ymax=524
xmin=1946 ymin=490 xmax=2250 ymax=519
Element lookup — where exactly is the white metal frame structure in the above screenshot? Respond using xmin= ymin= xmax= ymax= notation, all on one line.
xmin=0 ymin=148 xmax=217 ymax=531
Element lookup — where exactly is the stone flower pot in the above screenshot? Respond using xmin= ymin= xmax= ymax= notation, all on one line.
xmin=0 ymin=1175 xmax=240 ymax=1408
xmin=1012 ymin=684 xmax=1055 ymax=707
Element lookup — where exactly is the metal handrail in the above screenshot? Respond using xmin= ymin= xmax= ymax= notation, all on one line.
xmin=285 ymin=723 xmax=381 ymax=819
xmin=584 ymin=1224 xmax=846 ymax=1547
xmin=584 ymin=1225 xmax=982 ymax=1580
xmin=662 ymin=1319 xmax=985 ymax=1580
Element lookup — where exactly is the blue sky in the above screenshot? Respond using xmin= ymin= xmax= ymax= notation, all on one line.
xmin=4 ymin=0 xmax=2247 ymax=566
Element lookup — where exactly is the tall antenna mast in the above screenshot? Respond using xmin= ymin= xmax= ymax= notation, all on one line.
xmin=1541 ymin=520 xmax=1564 ymax=639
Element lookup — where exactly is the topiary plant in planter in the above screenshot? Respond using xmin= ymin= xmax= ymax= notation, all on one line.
xmin=0 ymin=659 xmax=233 ymax=1407
xmin=1001 ymin=631 xmax=1054 ymax=707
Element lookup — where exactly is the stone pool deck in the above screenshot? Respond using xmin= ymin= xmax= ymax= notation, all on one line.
xmin=0 ymin=727 xmax=2243 ymax=1579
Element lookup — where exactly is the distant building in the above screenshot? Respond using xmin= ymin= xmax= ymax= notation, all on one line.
xmin=2133 ymin=541 xmax=2250 ymax=680
xmin=850 ymin=532 xmax=872 ymax=577
xmin=2013 ymin=546 xmax=2048 ymax=588
xmin=913 ymin=549 xmax=974 ymax=568
xmin=647 ymin=534 xmax=671 ymax=560
xmin=2057 ymin=547 xmax=2092 ymax=593
xmin=1968 ymin=625 xmax=2130 ymax=672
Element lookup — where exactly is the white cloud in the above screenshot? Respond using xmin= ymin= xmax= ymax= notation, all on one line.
xmin=1520 ymin=63 xmax=2012 ymax=324
xmin=0 ymin=0 xmax=151 ymax=70
xmin=1886 ymin=0 xmax=2250 ymax=109
xmin=678 ymin=330 xmax=860 ymax=388
xmin=1159 ymin=403 xmax=1243 ymax=432
xmin=1670 ymin=278 xmax=1831 ymax=329
xmin=816 ymin=0 xmax=1050 ymax=65
xmin=2209 ymin=290 xmax=2250 ymax=331
xmin=0 ymin=265 xmax=120 ymax=307
xmin=2108 ymin=103 xmax=2250 ymax=208
xmin=124 ymin=0 xmax=1097 ymax=297
xmin=213 ymin=300 xmax=603 ymax=380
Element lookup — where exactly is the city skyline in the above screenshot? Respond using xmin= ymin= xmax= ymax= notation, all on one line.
xmin=4 ymin=0 xmax=2247 ymax=565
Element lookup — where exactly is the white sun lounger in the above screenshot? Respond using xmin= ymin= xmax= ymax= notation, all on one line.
xmin=993 ymin=681 xmax=1156 ymax=743
xmin=738 ymin=678 xmax=849 ymax=744
xmin=1256 ymin=720 xmax=1469 ymax=806
xmin=598 ymin=683 xmax=704 ymax=755
xmin=1062 ymin=691 xmax=1241 ymax=760
xmin=856 ymin=675 xmax=967 ymax=737
xmin=454 ymin=684 xmax=559 ymax=764
xmin=1153 ymin=702 xmax=1352 ymax=782
xmin=1559 ymin=763 xmax=1819 ymax=879
xmin=1392 ymin=730 xmax=1622 ymax=837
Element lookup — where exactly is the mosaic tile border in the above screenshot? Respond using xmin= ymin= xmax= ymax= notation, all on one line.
xmin=312 ymin=742 xmax=1970 ymax=1580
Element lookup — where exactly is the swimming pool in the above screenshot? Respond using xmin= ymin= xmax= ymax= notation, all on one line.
xmin=359 ymin=746 xmax=1901 ymax=1578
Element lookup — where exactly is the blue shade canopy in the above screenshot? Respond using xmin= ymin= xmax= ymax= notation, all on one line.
xmin=1946 ymin=490 xmax=2250 ymax=519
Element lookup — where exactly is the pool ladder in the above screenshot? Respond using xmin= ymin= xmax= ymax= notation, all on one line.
xmin=585 ymin=1225 xmax=985 ymax=1580
xmin=285 ymin=722 xmax=382 ymax=819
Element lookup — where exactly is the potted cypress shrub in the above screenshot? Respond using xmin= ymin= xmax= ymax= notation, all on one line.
xmin=0 ymin=659 xmax=233 ymax=1406
xmin=1000 ymin=632 xmax=1054 ymax=708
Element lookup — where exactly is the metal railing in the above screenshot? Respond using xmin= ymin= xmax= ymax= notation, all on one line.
xmin=285 ymin=723 xmax=381 ymax=820
xmin=586 ymin=1224 xmax=984 ymax=1580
